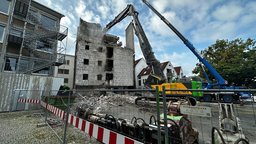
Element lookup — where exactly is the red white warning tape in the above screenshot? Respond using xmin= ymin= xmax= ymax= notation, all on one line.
xmin=17 ymin=99 xmax=40 ymax=103
xmin=17 ymin=99 xmax=143 ymax=144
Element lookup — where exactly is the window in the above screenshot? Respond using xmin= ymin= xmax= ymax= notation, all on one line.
xmin=139 ymin=80 xmax=141 ymax=86
xmin=84 ymin=59 xmax=89 ymax=65
xmin=64 ymin=78 xmax=68 ymax=83
xmin=97 ymin=74 xmax=102 ymax=80
xmin=83 ymin=74 xmax=88 ymax=80
xmin=106 ymin=47 xmax=113 ymax=58
xmin=0 ymin=26 xmax=5 ymax=42
xmin=4 ymin=57 xmax=17 ymax=71
xmin=58 ymin=69 xmax=69 ymax=74
xmin=36 ymin=39 xmax=54 ymax=52
xmin=85 ymin=45 xmax=89 ymax=50
xmin=40 ymin=15 xmax=56 ymax=30
xmin=98 ymin=61 xmax=102 ymax=66
xmin=0 ymin=0 xmax=10 ymax=14
xmin=19 ymin=59 xmax=28 ymax=72
xmin=65 ymin=60 xmax=70 ymax=65
xmin=14 ymin=1 xmax=28 ymax=18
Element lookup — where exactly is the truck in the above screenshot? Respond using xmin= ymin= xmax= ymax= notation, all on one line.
xmin=142 ymin=0 xmax=251 ymax=103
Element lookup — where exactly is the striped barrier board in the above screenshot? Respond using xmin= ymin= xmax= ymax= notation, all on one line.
xmin=66 ymin=112 xmax=143 ymax=144
xmin=17 ymin=99 xmax=40 ymax=103
xmin=17 ymin=99 xmax=144 ymax=144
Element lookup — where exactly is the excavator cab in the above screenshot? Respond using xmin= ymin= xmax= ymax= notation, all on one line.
xmin=144 ymin=74 xmax=165 ymax=88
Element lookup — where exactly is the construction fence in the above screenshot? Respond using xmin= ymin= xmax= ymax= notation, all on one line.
xmin=9 ymin=88 xmax=256 ymax=144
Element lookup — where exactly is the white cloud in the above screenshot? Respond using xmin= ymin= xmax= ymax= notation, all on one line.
xmin=60 ymin=16 xmax=71 ymax=26
xmin=212 ymin=3 xmax=243 ymax=21
xmin=98 ymin=5 xmax=110 ymax=20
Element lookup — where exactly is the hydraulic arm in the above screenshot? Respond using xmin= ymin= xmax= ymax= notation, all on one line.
xmin=103 ymin=4 xmax=166 ymax=85
xmin=142 ymin=0 xmax=228 ymax=87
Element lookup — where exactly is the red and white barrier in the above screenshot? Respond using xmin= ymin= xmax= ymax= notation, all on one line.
xmin=66 ymin=112 xmax=143 ymax=144
xmin=17 ymin=99 xmax=144 ymax=144
xmin=17 ymin=99 xmax=40 ymax=103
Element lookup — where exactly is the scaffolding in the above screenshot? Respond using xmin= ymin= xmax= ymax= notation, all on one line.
xmin=1 ymin=0 xmax=68 ymax=75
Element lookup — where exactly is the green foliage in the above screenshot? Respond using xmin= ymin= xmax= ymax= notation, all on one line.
xmin=192 ymin=38 xmax=256 ymax=88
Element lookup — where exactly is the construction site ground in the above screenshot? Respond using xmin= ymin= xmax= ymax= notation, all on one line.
xmin=1 ymin=92 xmax=256 ymax=144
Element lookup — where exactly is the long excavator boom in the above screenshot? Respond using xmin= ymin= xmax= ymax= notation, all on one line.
xmin=104 ymin=4 xmax=166 ymax=86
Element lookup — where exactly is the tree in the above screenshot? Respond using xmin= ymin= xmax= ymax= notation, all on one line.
xmin=192 ymin=38 xmax=256 ymax=88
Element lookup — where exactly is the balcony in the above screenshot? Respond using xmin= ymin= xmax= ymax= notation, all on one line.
xmin=8 ymin=35 xmax=23 ymax=46
xmin=14 ymin=0 xmax=29 ymax=19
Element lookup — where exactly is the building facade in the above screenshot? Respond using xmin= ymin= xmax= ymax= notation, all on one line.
xmin=0 ymin=0 xmax=67 ymax=76
xmin=74 ymin=19 xmax=134 ymax=89
xmin=136 ymin=60 xmax=177 ymax=88
xmin=54 ymin=54 xmax=75 ymax=89
xmin=174 ymin=66 xmax=184 ymax=79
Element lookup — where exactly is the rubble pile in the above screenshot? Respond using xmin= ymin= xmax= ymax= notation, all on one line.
xmin=70 ymin=92 xmax=137 ymax=115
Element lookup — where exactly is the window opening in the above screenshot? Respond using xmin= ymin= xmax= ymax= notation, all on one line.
xmin=85 ymin=45 xmax=89 ymax=50
xmin=106 ymin=73 xmax=113 ymax=81
xmin=4 ymin=57 xmax=17 ymax=71
xmin=84 ymin=59 xmax=89 ymax=65
xmin=98 ymin=61 xmax=102 ymax=66
xmin=106 ymin=47 xmax=113 ymax=58
xmin=0 ymin=26 xmax=5 ymax=42
xmin=64 ymin=78 xmax=68 ymax=83
xmin=105 ymin=59 xmax=113 ymax=71
xmin=58 ymin=69 xmax=69 ymax=74
xmin=40 ymin=15 xmax=56 ymax=30
xmin=97 ymin=74 xmax=102 ymax=80
xmin=83 ymin=74 xmax=88 ymax=80
xmin=0 ymin=0 xmax=10 ymax=14
xmin=65 ymin=60 xmax=70 ymax=65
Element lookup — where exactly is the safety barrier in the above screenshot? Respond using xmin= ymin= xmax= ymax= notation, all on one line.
xmin=17 ymin=96 xmax=145 ymax=144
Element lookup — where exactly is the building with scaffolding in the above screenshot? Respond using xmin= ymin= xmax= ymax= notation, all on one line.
xmin=0 ymin=0 xmax=68 ymax=76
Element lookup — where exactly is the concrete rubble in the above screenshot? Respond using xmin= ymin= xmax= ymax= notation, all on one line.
xmin=70 ymin=92 xmax=138 ymax=115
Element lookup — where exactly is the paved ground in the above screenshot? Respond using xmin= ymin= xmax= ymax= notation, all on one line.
xmin=0 ymin=110 xmax=101 ymax=144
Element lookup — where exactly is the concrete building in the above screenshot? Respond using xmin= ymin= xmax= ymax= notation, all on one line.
xmin=136 ymin=61 xmax=177 ymax=88
xmin=54 ymin=54 xmax=75 ymax=89
xmin=174 ymin=66 xmax=184 ymax=79
xmin=74 ymin=19 xmax=134 ymax=89
xmin=0 ymin=0 xmax=67 ymax=76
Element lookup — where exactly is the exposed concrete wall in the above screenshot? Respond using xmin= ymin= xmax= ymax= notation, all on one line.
xmin=75 ymin=19 xmax=134 ymax=88
xmin=0 ymin=72 xmax=63 ymax=112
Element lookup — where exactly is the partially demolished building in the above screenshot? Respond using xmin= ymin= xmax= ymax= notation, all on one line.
xmin=74 ymin=19 xmax=134 ymax=89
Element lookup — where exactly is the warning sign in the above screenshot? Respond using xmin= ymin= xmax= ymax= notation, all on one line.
xmin=180 ymin=105 xmax=212 ymax=117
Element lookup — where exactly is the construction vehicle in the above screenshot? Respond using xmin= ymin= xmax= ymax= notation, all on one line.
xmin=142 ymin=0 xmax=251 ymax=102
xmin=213 ymin=103 xmax=249 ymax=143
xmin=103 ymin=3 xmax=203 ymax=103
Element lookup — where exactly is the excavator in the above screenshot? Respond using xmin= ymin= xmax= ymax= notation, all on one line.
xmin=103 ymin=4 xmax=201 ymax=105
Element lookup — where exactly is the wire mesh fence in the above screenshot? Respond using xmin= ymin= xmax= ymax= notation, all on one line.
xmin=5 ymin=88 xmax=256 ymax=144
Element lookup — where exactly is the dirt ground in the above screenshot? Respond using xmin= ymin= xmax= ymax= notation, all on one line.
xmin=0 ymin=110 xmax=101 ymax=144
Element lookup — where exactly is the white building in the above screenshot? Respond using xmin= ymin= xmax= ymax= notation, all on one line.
xmin=136 ymin=60 xmax=177 ymax=88
xmin=54 ymin=54 xmax=75 ymax=89
xmin=174 ymin=66 xmax=184 ymax=79
xmin=134 ymin=58 xmax=147 ymax=89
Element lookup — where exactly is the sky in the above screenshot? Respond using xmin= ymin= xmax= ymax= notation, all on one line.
xmin=35 ymin=0 xmax=256 ymax=76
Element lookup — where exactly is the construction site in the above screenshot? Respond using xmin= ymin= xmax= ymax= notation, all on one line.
xmin=0 ymin=0 xmax=256 ymax=144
